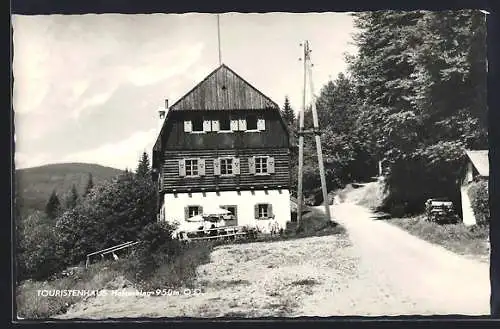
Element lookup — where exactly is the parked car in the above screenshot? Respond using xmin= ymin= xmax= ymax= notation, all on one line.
xmin=425 ymin=198 xmax=459 ymax=224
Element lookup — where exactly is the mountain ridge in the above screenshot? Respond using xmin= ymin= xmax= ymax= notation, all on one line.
xmin=15 ymin=162 xmax=125 ymax=215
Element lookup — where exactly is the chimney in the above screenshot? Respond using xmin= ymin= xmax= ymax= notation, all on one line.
xmin=157 ymin=101 xmax=167 ymax=134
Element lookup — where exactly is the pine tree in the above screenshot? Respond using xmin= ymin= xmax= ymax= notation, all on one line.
xmin=282 ymin=96 xmax=295 ymax=127
xmin=65 ymin=184 xmax=79 ymax=209
xmin=84 ymin=173 xmax=94 ymax=196
xmin=45 ymin=190 xmax=61 ymax=220
xmin=136 ymin=151 xmax=151 ymax=179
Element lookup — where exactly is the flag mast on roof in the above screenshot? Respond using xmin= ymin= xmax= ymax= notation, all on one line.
xmin=296 ymin=40 xmax=332 ymax=228
xmin=217 ymin=14 xmax=222 ymax=65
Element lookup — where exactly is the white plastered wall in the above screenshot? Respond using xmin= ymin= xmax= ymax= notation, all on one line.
xmin=160 ymin=189 xmax=291 ymax=232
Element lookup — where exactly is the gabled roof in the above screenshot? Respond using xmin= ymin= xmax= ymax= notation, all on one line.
xmin=169 ymin=64 xmax=279 ymax=111
xmin=152 ymin=64 xmax=289 ymax=166
xmin=466 ymin=150 xmax=489 ymax=177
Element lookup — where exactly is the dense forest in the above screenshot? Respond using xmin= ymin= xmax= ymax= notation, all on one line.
xmin=285 ymin=10 xmax=488 ymax=215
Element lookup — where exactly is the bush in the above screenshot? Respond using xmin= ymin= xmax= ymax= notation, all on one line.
xmin=130 ymin=222 xmax=183 ymax=280
xmin=18 ymin=211 xmax=64 ymax=281
xmin=467 ymin=180 xmax=489 ymax=225
xmin=54 ymin=172 xmax=158 ymax=267
xmin=140 ymin=241 xmax=213 ymax=291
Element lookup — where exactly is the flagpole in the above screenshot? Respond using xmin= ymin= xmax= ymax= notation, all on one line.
xmin=217 ymin=14 xmax=222 ymax=65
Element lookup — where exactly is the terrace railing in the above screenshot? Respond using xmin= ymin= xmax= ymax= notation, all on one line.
xmin=85 ymin=241 xmax=141 ymax=268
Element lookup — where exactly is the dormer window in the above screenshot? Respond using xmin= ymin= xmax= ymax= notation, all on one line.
xmin=246 ymin=115 xmax=258 ymax=130
xmin=184 ymin=117 xmax=211 ymax=133
xmin=220 ymin=117 xmax=231 ymax=131
xmin=192 ymin=118 xmax=204 ymax=132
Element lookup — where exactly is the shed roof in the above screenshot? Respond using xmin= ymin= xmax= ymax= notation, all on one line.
xmin=466 ymin=150 xmax=489 ymax=177
xmin=169 ymin=64 xmax=279 ymax=111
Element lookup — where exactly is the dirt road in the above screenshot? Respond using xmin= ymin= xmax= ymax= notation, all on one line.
xmin=329 ymin=201 xmax=490 ymax=316
xmin=57 ymin=187 xmax=490 ymax=318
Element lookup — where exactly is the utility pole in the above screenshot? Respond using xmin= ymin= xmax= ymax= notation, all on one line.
xmin=296 ymin=40 xmax=332 ymax=227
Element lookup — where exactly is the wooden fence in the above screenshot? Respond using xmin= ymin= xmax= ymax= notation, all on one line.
xmin=85 ymin=241 xmax=141 ymax=268
xmin=84 ymin=226 xmax=256 ymax=267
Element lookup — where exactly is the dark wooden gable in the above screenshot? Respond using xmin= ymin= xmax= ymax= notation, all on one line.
xmin=153 ymin=64 xmax=291 ymax=171
xmin=169 ymin=64 xmax=279 ymax=111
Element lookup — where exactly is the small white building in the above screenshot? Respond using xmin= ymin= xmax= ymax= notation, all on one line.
xmin=460 ymin=150 xmax=489 ymax=226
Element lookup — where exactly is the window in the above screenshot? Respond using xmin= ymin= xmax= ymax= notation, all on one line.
xmin=255 ymin=156 xmax=268 ymax=174
xmin=255 ymin=203 xmax=273 ymax=219
xmin=248 ymin=156 xmax=274 ymax=175
xmin=192 ymin=118 xmax=204 ymax=132
xmin=214 ymin=157 xmax=239 ymax=176
xmin=188 ymin=206 xmax=200 ymax=217
xmin=246 ymin=114 xmax=258 ymax=130
xmin=185 ymin=159 xmax=199 ymax=176
xmin=226 ymin=206 xmax=236 ymax=216
xmin=221 ymin=205 xmax=237 ymax=221
xmin=219 ymin=117 xmax=231 ymax=131
xmin=258 ymin=204 xmax=269 ymax=218
xmin=220 ymin=158 xmax=233 ymax=175
xmin=187 ymin=206 xmax=202 ymax=218
xmin=179 ymin=158 xmax=205 ymax=177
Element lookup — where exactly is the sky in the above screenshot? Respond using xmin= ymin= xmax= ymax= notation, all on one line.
xmin=12 ymin=12 xmax=358 ymax=171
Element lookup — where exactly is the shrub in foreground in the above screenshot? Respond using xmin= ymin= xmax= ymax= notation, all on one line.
xmin=467 ymin=180 xmax=489 ymax=225
xmin=129 ymin=221 xmax=182 ymax=280
xmin=16 ymin=261 xmax=122 ymax=319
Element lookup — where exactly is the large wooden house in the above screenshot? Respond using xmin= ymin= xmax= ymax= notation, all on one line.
xmin=152 ymin=64 xmax=291 ymax=231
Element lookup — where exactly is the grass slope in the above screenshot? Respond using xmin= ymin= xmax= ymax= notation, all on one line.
xmin=389 ymin=216 xmax=490 ymax=260
xmin=15 ymin=163 xmax=124 ymax=213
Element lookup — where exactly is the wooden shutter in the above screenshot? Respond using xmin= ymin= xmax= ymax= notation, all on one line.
xmin=233 ymin=205 xmax=238 ymax=220
xmin=230 ymin=119 xmax=239 ymax=131
xmin=254 ymin=204 xmax=259 ymax=219
xmin=257 ymin=118 xmax=266 ymax=131
xmin=267 ymin=156 xmax=275 ymax=174
xmin=213 ymin=158 xmax=221 ymax=176
xmin=179 ymin=159 xmax=186 ymax=177
xmin=203 ymin=120 xmax=212 ymax=132
xmin=184 ymin=206 xmax=189 ymax=220
xmin=248 ymin=156 xmax=256 ymax=174
xmin=268 ymin=204 xmax=273 ymax=218
xmin=238 ymin=119 xmax=247 ymax=131
xmin=198 ymin=158 xmax=205 ymax=176
xmin=211 ymin=120 xmax=220 ymax=132
xmin=184 ymin=121 xmax=192 ymax=132
xmin=199 ymin=206 xmax=203 ymax=215
xmin=233 ymin=157 xmax=240 ymax=175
